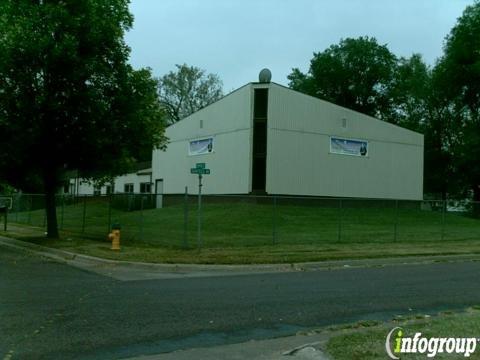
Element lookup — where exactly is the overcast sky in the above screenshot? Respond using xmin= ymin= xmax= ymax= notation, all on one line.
xmin=125 ymin=0 xmax=473 ymax=92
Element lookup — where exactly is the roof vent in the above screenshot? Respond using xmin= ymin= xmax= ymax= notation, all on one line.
xmin=259 ymin=68 xmax=272 ymax=83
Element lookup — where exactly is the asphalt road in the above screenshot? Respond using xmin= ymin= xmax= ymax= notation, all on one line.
xmin=2 ymin=247 xmax=480 ymax=359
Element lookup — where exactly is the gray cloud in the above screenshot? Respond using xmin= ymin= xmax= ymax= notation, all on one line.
xmin=125 ymin=0 xmax=472 ymax=91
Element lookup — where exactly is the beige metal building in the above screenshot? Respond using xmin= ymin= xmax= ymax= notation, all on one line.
xmin=65 ymin=162 xmax=152 ymax=196
xmin=152 ymin=76 xmax=424 ymax=200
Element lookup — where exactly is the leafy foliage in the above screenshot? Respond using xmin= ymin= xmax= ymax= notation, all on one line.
xmin=288 ymin=37 xmax=397 ymax=119
xmin=0 ymin=0 xmax=167 ymax=237
xmin=387 ymin=54 xmax=430 ymax=128
xmin=158 ymin=63 xmax=223 ymax=124
xmin=389 ymin=55 xmax=462 ymax=197
xmin=438 ymin=2 xmax=480 ymax=202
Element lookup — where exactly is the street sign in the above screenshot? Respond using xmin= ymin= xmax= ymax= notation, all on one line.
xmin=190 ymin=168 xmax=210 ymax=175
xmin=191 ymin=164 xmax=210 ymax=175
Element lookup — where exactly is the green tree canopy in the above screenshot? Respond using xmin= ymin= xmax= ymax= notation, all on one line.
xmin=436 ymin=1 xmax=480 ymax=203
xmin=158 ymin=64 xmax=223 ymax=124
xmin=388 ymin=54 xmax=430 ymax=129
xmin=442 ymin=2 xmax=480 ymax=113
xmin=288 ymin=37 xmax=397 ymax=119
xmin=0 ymin=0 xmax=167 ymax=237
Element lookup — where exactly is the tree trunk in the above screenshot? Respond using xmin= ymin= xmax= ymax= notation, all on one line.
xmin=45 ymin=182 xmax=59 ymax=239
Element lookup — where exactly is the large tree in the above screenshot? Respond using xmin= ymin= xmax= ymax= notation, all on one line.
xmin=438 ymin=1 xmax=480 ymax=203
xmin=387 ymin=54 xmax=430 ymax=129
xmin=0 ymin=0 xmax=166 ymax=238
xmin=424 ymin=62 xmax=465 ymax=198
xmin=288 ymin=37 xmax=397 ymax=120
xmin=158 ymin=64 xmax=223 ymax=124
xmin=386 ymin=55 xmax=462 ymax=197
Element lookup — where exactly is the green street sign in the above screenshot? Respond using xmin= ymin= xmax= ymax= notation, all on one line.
xmin=191 ymin=164 xmax=210 ymax=175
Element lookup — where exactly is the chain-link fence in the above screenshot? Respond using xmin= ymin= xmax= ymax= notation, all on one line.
xmin=1 ymin=193 xmax=480 ymax=248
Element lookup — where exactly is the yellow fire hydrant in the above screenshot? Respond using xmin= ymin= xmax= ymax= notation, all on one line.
xmin=108 ymin=223 xmax=121 ymax=250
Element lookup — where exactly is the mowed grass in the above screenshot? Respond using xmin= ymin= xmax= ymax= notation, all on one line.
xmin=326 ymin=308 xmax=480 ymax=359
xmin=9 ymin=197 xmax=480 ymax=248
xmin=5 ymin=196 xmax=480 ymax=264
xmin=13 ymin=236 xmax=480 ymax=264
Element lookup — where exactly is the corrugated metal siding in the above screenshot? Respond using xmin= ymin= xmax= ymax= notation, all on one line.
xmin=266 ymin=83 xmax=424 ymax=200
xmin=152 ymin=84 xmax=253 ymax=194
xmin=268 ymin=84 xmax=423 ymax=145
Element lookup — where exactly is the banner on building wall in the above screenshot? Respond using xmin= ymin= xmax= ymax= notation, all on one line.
xmin=330 ymin=137 xmax=368 ymax=157
xmin=189 ymin=137 xmax=214 ymax=156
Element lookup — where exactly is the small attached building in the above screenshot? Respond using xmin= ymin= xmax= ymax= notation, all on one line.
xmin=65 ymin=162 xmax=153 ymax=196
xmin=152 ymin=75 xmax=423 ymax=200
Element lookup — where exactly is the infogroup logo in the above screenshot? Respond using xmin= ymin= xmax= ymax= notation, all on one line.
xmin=385 ymin=327 xmax=479 ymax=358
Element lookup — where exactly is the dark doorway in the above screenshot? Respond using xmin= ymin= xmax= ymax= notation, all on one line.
xmin=252 ymin=88 xmax=268 ymax=192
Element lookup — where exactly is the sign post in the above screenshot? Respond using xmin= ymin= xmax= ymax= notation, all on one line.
xmin=190 ymin=163 xmax=211 ymax=250
xmin=0 ymin=197 xmax=12 ymax=232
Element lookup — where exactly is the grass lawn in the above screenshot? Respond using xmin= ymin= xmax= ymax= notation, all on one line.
xmin=3 ymin=196 xmax=480 ymax=263
xmin=325 ymin=307 xmax=480 ymax=359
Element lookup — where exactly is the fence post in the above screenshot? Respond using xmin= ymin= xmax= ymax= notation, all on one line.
xmin=60 ymin=195 xmax=65 ymax=230
xmin=3 ymin=208 xmax=7 ymax=231
xmin=272 ymin=195 xmax=277 ymax=245
xmin=393 ymin=200 xmax=399 ymax=242
xmin=15 ymin=194 xmax=18 ymax=223
xmin=81 ymin=195 xmax=87 ymax=234
xmin=107 ymin=194 xmax=112 ymax=234
xmin=441 ymin=199 xmax=446 ymax=241
xmin=337 ymin=199 xmax=343 ymax=242
xmin=183 ymin=186 xmax=188 ymax=248
xmin=139 ymin=195 xmax=144 ymax=241
xmin=27 ymin=195 xmax=32 ymax=224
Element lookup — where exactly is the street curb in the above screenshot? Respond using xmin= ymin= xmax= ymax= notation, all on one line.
xmin=1 ymin=235 xmax=480 ymax=276
xmin=0 ymin=236 xmax=295 ymax=273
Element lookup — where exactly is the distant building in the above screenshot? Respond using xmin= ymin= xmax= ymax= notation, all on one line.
xmin=151 ymin=73 xmax=424 ymax=200
xmin=64 ymin=162 xmax=152 ymax=196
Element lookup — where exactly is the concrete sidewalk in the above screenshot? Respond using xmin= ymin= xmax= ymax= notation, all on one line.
xmin=127 ymin=331 xmax=334 ymax=360
xmin=1 ymin=235 xmax=479 ymax=281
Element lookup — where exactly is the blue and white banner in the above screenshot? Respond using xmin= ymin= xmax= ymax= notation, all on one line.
xmin=330 ymin=137 xmax=368 ymax=157
xmin=189 ymin=137 xmax=214 ymax=156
